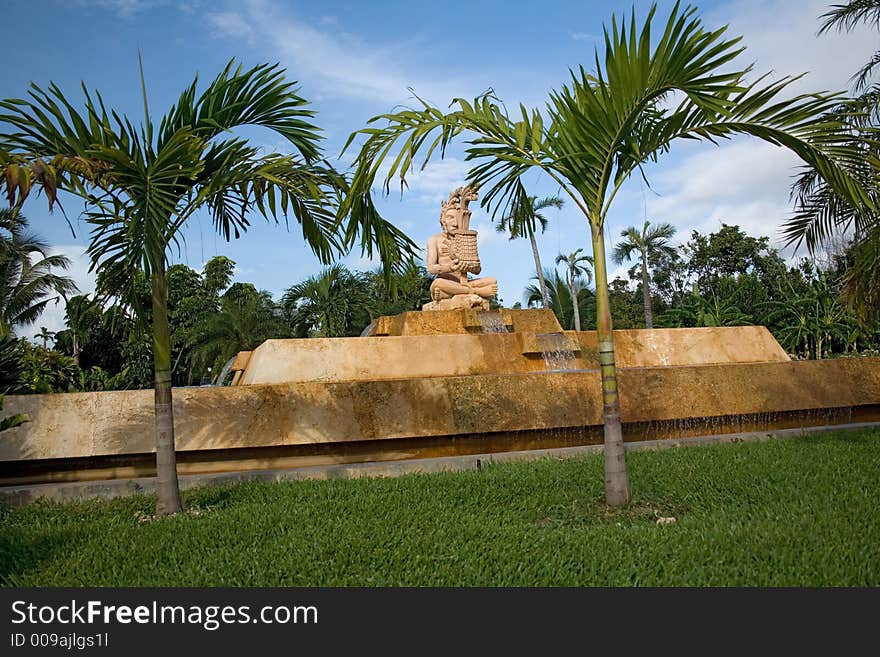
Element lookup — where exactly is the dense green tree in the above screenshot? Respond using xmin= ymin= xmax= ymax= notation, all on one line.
xmin=19 ymin=344 xmax=79 ymax=393
xmin=364 ymin=260 xmax=432 ymax=318
xmin=283 ymin=265 xmax=374 ymax=337
xmin=685 ymin=224 xmax=777 ymax=288
xmin=648 ymin=247 xmax=689 ymax=309
xmin=189 ymin=283 xmax=290 ymax=378
xmin=607 ymin=278 xmax=647 ymax=329
xmin=660 ymin=281 xmax=752 ymax=328
xmin=612 ymin=221 xmax=676 ymax=328
xmin=0 ymin=334 xmax=24 ymax=393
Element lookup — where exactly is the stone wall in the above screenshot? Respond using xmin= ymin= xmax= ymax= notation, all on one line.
xmin=3 ymin=358 xmax=877 ymax=466
xmin=239 ymin=325 xmax=789 ymax=385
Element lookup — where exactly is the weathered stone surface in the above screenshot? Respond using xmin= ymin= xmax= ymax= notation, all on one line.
xmin=421 ymin=294 xmax=489 ymax=311
xmin=2 ymin=358 xmax=878 ymax=466
xmin=368 ymin=308 xmax=554 ymax=336
xmin=239 ymin=323 xmax=788 ymax=385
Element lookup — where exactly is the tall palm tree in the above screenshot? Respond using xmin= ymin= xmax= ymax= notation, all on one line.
xmin=342 ymin=2 xmax=869 ymax=506
xmin=554 ymin=249 xmax=593 ymax=331
xmin=496 ymin=194 xmax=563 ymax=307
xmin=612 ymin=221 xmax=676 ymax=328
xmin=786 ymin=1 xmax=880 ymax=317
xmin=524 ymin=267 xmax=594 ymax=330
xmin=60 ymin=293 xmax=99 ymax=366
xmin=0 ymin=208 xmax=77 ymax=337
xmin=1 ymin=60 xmax=413 ymax=515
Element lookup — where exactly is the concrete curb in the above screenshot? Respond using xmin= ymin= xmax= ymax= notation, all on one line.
xmin=1 ymin=422 xmax=878 ymax=507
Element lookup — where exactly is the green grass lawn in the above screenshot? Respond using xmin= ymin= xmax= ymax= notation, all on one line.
xmin=2 ymin=428 xmax=879 ymax=586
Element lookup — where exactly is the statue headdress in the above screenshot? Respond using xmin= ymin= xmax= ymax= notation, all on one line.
xmin=440 ymin=185 xmax=479 ymax=231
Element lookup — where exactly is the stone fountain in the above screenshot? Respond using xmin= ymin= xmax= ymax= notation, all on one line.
xmin=2 ymin=187 xmax=879 ymax=495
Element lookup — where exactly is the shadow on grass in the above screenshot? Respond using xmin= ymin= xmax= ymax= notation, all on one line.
xmin=0 ymin=526 xmax=78 ymax=586
xmin=181 ymin=484 xmax=240 ymax=511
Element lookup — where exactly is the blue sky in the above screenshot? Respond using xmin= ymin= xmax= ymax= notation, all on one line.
xmin=3 ymin=0 xmax=876 ymax=334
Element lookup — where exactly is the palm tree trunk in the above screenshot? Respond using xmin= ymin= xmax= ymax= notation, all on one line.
xmin=151 ymin=264 xmax=182 ymax=516
xmin=640 ymin=255 xmax=653 ymax=329
xmin=528 ymin=228 xmax=550 ymax=308
xmin=591 ymin=223 xmax=630 ymax=507
xmin=569 ymin=280 xmax=581 ymax=331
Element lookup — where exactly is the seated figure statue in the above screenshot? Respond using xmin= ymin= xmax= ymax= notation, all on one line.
xmin=423 ymin=187 xmax=498 ymax=311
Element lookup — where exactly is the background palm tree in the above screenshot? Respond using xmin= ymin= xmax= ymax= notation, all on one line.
xmin=189 ymin=283 xmax=289 ymax=377
xmin=282 ymin=264 xmax=374 ymax=337
xmin=612 ymin=221 xmax=676 ymax=328
xmin=524 ymin=266 xmax=594 ymax=330
xmin=1 ymin=60 xmax=413 ymax=515
xmin=0 ymin=208 xmax=77 ymax=337
xmin=342 ymin=2 xmax=869 ymax=506
xmin=496 ymin=194 xmax=563 ymax=307
xmin=34 ymin=326 xmax=55 ymax=348
xmin=555 ymin=249 xmax=593 ymax=331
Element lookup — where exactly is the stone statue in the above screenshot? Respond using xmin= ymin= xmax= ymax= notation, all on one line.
xmin=423 ymin=186 xmax=498 ymax=311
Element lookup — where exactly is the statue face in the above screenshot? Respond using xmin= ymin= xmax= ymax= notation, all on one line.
xmin=440 ymin=209 xmax=459 ymax=234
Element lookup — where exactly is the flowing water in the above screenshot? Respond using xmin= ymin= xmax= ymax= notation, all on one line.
xmin=213 ymin=357 xmax=236 ymax=386
xmin=539 ymin=332 xmax=576 ymax=371
xmin=477 ymin=311 xmax=509 ymax=333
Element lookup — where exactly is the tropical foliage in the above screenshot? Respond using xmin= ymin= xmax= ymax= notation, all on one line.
xmin=786 ymin=0 xmax=880 ymax=315
xmin=0 ymin=59 xmax=414 ymax=515
xmin=554 ymin=249 xmax=593 ymax=331
xmin=524 ymin=267 xmax=595 ymax=331
xmin=0 ymin=208 xmax=76 ymax=337
xmin=340 ymin=1 xmax=870 ymax=506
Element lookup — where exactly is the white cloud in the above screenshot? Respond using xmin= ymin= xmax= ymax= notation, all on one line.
xmin=207 ymin=11 xmax=255 ymax=41
xmin=645 ymin=139 xmax=800 ymax=241
xmin=78 ymin=0 xmax=192 ymax=19
xmin=625 ymin=0 xmax=878 ymax=260
xmin=706 ymin=0 xmax=877 ymax=94
xmin=205 ymin=0 xmax=474 ymax=105
xmin=373 ymin=157 xmax=472 ymax=205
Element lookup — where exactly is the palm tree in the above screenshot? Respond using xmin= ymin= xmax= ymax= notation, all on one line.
xmin=282 ymin=264 xmax=374 ymax=337
xmin=0 ymin=208 xmax=77 ymax=337
xmin=1 ymin=60 xmax=413 ymax=515
xmin=661 ymin=285 xmax=751 ymax=328
xmin=189 ymin=283 xmax=289 ymax=376
xmin=787 ymin=1 xmax=880 ymax=316
xmin=612 ymin=221 xmax=676 ymax=328
xmin=554 ymin=249 xmax=593 ymax=331
xmin=496 ymin=194 xmax=563 ymax=307
xmin=34 ymin=326 xmax=55 ymax=348
xmin=342 ymin=2 xmax=869 ymax=506
xmin=524 ymin=266 xmax=594 ymax=330
xmin=60 ymin=293 xmax=99 ymax=366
